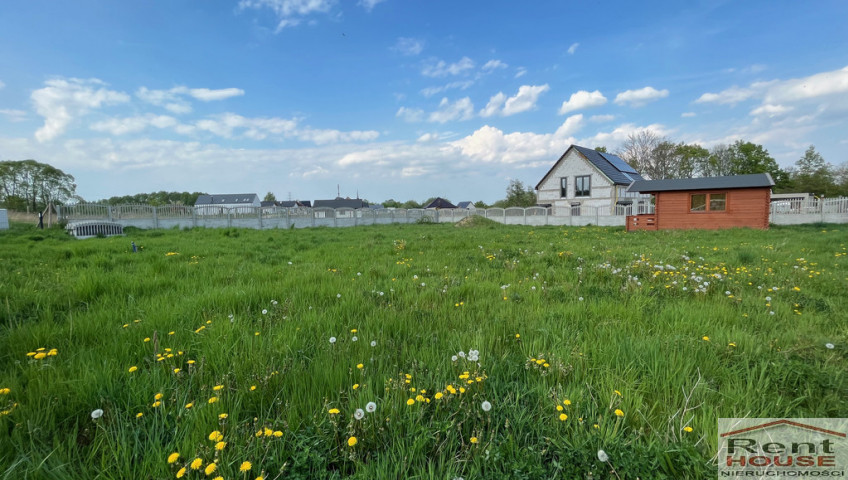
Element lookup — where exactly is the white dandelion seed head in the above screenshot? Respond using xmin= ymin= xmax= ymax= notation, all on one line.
xmin=262 ymin=309 xmax=268 ymax=315
xmin=336 ymin=293 xmax=341 ymax=298
xmin=421 ymin=282 xmax=426 ymax=287
xmin=772 ymin=287 xmax=778 ymax=291
xmin=481 ymin=401 xmax=492 ymax=412
xmin=378 ymin=291 xmax=384 ymax=296
xmin=370 ymin=341 xmax=377 ymax=347
xmin=468 ymin=354 xmax=478 ymax=362
xmin=287 ymin=261 xmax=292 ymax=265
xmin=352 ymin=336 xmax=358 ymax=342
xmin=597 ymin=449 xmax=609 ymax=462
xmin=329 ymin=337 xmax=337 ymax=344
xmin=451 ymin=355 xmax=458 ymax=362
xmin=766 ymin=296 xmax=772 ymax=301
xmin=413 ymin=275 xmax=418 ymax=279
xmin=271 ymin=300 xmax=278 ymax=305
xmin=357 ymin=272 xmax=361 ymax=276
xmin=457 ymin=351 xmax=466 ymax=358
xmin=769 ymin=311 xmax=775 ymax=315
xmin=354 ymin=409 xmax=365 ymax=420
xmin=826 ymin=343 xmax=835 ymax=349
xmin=91 ymin=409 xmax=104 ymax=419
xmin=578 ymin=297 xmax=584 ymax=301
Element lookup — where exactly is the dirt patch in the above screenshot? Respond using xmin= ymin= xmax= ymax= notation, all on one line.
xmin=454 ymin=215 xmax=498 ymax=228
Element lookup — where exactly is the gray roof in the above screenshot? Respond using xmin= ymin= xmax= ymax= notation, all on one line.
xmin=627 ymin=173 xmax=775 ymax=193
xmin=536 ymin=145 xmax=644 ymax=189
xmin=313 ymin=198 xmax=366 ymax=209
xmin=456 ymin=201 xmax=473 ymax=209
xmin=195 ymin=194 xmax=259 ymax=205
xmin=424 ymin=197 xmax=457 ymax=209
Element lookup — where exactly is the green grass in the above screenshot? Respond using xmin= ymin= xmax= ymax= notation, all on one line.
xmin=1 ymin=221 xmax=846 ymax=479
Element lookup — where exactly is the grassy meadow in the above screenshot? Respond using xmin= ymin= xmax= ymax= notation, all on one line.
xmin=1 ymin=219 xmax=847 ymax=479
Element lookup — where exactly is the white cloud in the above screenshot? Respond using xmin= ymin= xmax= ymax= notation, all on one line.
xmin=238 ymin=0 xmax=334 ymax=32
xmin=694 ymin=85 xmax=760 ymax=105
xmin=613 ymin=86 xmax=669 ymax=107
xmin=358 ymin=0 xmax=386 ymax=11
xmin=681 ymin=112 xmax=696 ymax=118
xmin=587 ymin=122 xmax=670 ymax=146
xmin=396 ymin=106 xmax=424 ymax=122
xmin=0 ymin=109 xmax=27 ymax=122
xmin=567 ymin=42 xmax=579 ymax=55
xmin=559 ymin=90 xmax=607 ymax=114
xmin=136 ymin=86 xmax=244 ymax=113
xmin=480 ymin=85 xmax=549 ymax=118
xmin=750 ymin=104 xmax=792 ymax=117
xmin=32 ymin=78 xmax=130 ymax=142
xmin=91 ymin=114 xmax=180 ymax=135
xmin=481 ymin=60 xmax=508 ymax=72
xmin=589 ymin=114 xmax=615 ymax=123
xmin=421 ymin=57 xmax=475 ymax=77
xmin=187 ymin=87 xmax=245 ymax=102
xmin=417 ymin=132 xmax=439 ymax=142
xmin=429 ymin=97 xmax=474 ymax=123
xmin=763 ymin=66 xmax=848 ymax=103
xmin=514 ymin=67 xmax=527 ymax=79
xmin=393 ymin=37 xmax=424 ymax=56
xmin=420 ymin=80 xmax=474 ymax=98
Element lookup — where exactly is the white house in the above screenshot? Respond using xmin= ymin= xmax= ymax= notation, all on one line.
xmin=535 ymin=145 xmax=650 ymax=216
xmin=195 ymin=193 xmax=261 ymax=215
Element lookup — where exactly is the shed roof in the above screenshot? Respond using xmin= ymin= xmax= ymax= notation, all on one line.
xmin=456 ymin=201 xmax=474 ymax=209
xmin=196 ymin=194 xmax=259 ymax=205
xmin=627 ymin=173 xmax=775 ymax=193
xmin=424 ymin=197 xmax=457 ymax=209
xmin=535 ymin=145 xmax=644 ymax=189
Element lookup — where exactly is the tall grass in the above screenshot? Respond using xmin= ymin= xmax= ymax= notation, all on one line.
xmin=0 ymin=222 xmax=846 ymax=478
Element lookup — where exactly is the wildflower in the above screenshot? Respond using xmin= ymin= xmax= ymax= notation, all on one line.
xmin=176 ymin=467 xmax=186 ymax=478
xmin=614 ymin=409 xmax=624 ymax=417
xmin=250 ymin=385 xmax=256 ymax=391
xmin=515 ymin=334 xmax=520 ymax=339
xmin=481 ymin=401 xmax=492 ymax=412
xmin=683 ymin=426 xmax=693 ymax=433
xmin=168 ymin=453 xmax=180 ymax=464
xmin=136 ymin=412 xmax=143 ymax=418
xmin=556 ymin=405 xmax=563 ymax=412
xmin=214 ymin=441 xmax=226 ymax=451
xmin=128 ymin=366 xmax=138 ymax=373
xmin=598 ymin=449 xmax=609 ymax=462
xmin=91 ymin=409 xmax=104 ymax=419
xmin=208 ymin=430 xmax=223 ymax=442
xmin=34 ymin=353 xmax=47 ymax=360
xmin=173 ymin=368 xmax=181 ymax=374
xmin=826 ymin=343 xmax=835 ymax=349
xmin=559 ymin=413 xmax=568 ymax=421
xmin=563 ymin=399 xmax=571 ymax=406
xmin=190 ymin=458 xmax=203 ymax=470
xmin=451 ymin=355 xmax=458 ymax=362
xmin=728 ymin=342 xmax=737 ymax=347
xmin=366 ymin=402 xmax=377 ymax=413
xmin=356 ymin=363 xmax=364 ymax=369
xmin=239 ymin=461 xmax=252 ymax=472
xmin=208 ymin=396 xmax=218 ymax=404
xmin=348 ymin=436 xmax=358 ymax=447
xmin=352 ymin=336 xmax=358 ymax=342
xmin=352 ymin=384 xmax=359 ymax=390
xmin=702 ymin=336 xmax=710 ymax=342
xmin=329 ymin=337 xmax=337 ymax=344
xmin=144 ymin=337 xmax=151 ymax=342
xmin=152 ymin=401 xmax=161 ymax=408
xmin=593 ymin=423 xmax=600 ymax=429
xmin=185 ymin=403 xmax=194 ymax=409
xmin=614 ymin=390 xmax=622 ymax=397
xmin=470 ymin=437 xmax=478 ymax=444
xmin=435 ymin=392 xmax=443 ymax=400
xmin=328 ymin=408 xmax=340 ymax=415
xmin=262 ymin=309 xmax=268 ymax=315
xmin=154 ymin=393 xmax=163 ymax=400
xmin=272 ymin=430 xmax=282 ymax=437
xmin=407 ymin=398 xmax=415 ymax=406
xmin=213 ymin=385 xmax=223 ymax=391
xmin=370 ymin=340 xmax=377 ymax=347
xmin=204 ymin=463 xmax=217 ymax=475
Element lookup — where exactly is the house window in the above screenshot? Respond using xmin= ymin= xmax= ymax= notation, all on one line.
xmin=691 ymin=193 xmax=727 ymax=212
xmin=575 ymin=175 xmax=591 ymax=197
xmin=560 ymin=178 xmax=567 ymax=197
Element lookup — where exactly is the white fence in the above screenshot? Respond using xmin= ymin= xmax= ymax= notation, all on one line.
xmin=56 ymin=198 xmax=847 ymax=231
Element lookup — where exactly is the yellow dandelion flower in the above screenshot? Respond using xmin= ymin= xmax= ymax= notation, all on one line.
xmin=34 ymin=353 xmax=47 ymax=360
xmin=250 ymin=385 xmax=257 ymax=391
xmin=173 ymin=368 xmax=181 ymax=374
xmin=144 ymin=337 xmax=150 ymax=342
xmin=556 ymin=405 xmax=563 ymax=412
xmin=187 ymin=360 xmax=195 ymax=365
xmin=204 ymin=463 xmax=217 ymax=475
xmin=255 ymin=476 xmax=264 ymax=480
xmin=208 ymin=430 xmax=223 ymax=441
xmin=152 ymin=401 xmax=161 ymax=408
xmin=273 ymin=430 xmax=283 ymax=437
xmin=214 ymin=441 xmax=226 ymax=451
xmin=356 ymin=363 xmax=364 ymax=369
xmin=190 ymin=458 xmax=203 ymax=470
xmin=352 ymin=384 xmax=359 ymax=390
xmin=136 ymin=412 xmax=143 ymax=418
xmin=459 ymin=387 xmax=466 ymax=394
xmin=167 ymin=452 xmax=180 ymax=464
xmin=350 ymin=329 xmax=357 ymax=333
xmin=154 ymin=393 xmax=163 ymax=400
xmin=218 ymin=413 xmax=228 ymax=419
xmin=239 ymin=461 xmax=252 ymax=472
xmin=208 ymin=396 xmax=218 ymax=404
xmin=213 ymin=385 xmax=223 ymax=391
xmin=728 ymin=342 xmax=737 ymax=347
xmin=683 ymin=426 xmax=693 ymax=433
xmin=515 ymin=333 xmax=520 ymax=338
xmin=406 ymin=398 xmax=415 ymax=406
xmin=614 ymin=390 xmax=622 ymax=397
xmin=263 ymin=428 xmax=273 ymax=437
xmin=176 ymin=467 xmax=186 ymax=478
xmin=614 ymin=409 xmax=624 ymax=417
xmin=212 ymin=477 xmax=223 ymax=480
xmin=348 ymin=436 xmax=358 ymax=447
xmin=559 ymin=413 xmax=568 ymax=421
xmin=435 ymin=392 xmax=443 ymax=399
xmin=563 ymin=399 xmax=571 ymax=406
xmin=328 ymin=408 xmax=340 ymax=414
xmin=185 ymin=402 xmax=193 ymax=409
xmin=702 ymin=336 xmax=710 ymax=342
xmin=470 ymin=436 xmax=478 ymax=444
xmin=128 ymin=366 xmax=138 ymax=373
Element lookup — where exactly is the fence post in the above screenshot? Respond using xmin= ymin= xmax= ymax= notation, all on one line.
xmin=545 ymin=207 xmax=549 ymax=225
xmin=108 ymin=205 xmax=113 ymax=222
xmin=354 ymin=209 xmax=358 ymax=227
xmin=227 ymin=209 xmax=232 ymax=228
xmin=286 ymin=208 xmax=290 ymax=229
xmin=258 ymin=207 xmax=263 ymax=229
xmin=153 ymin=206 xmax=159 ymax=229
xmin=192 ymin=207 xmax=197 ymax=228
xmin=523 ymin=208 xmax=527 ymax=226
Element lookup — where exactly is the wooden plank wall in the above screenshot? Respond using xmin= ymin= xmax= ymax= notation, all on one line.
xmin=656 ymin=188 xmax=770 ymax=230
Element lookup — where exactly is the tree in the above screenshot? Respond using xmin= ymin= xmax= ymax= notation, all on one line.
xmin=675 ymin=143 xmax=709 ymax=179
xmin=382 ymin=199 xmax=402 ymax=208
xmin=473 ymin=200 xmax=488 ymax=209
xmin=503 ymin=179 xmax=537 ymax=207
xmin=263 ymin=192 xmax=276 ymax=202
xmin=790 ymin=145 xmax=836 ymax=196
xmin=0 ymin=159 xmax=77 ymax=212
xmin=594 ymin=146 xmax=608 ymax=153
xmin=702 ymin=144 xmax=735 ymax=177
xmin=728 ymin=141 xmax=790 ymax=189
xmin=400 ymin=200 xmax=422 ymax=209
xmin=617 ymin=130 xmax=662 ymax=179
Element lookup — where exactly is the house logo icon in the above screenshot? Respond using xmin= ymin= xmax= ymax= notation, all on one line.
xmin=718 ymin=418 xmax=848 ymax=478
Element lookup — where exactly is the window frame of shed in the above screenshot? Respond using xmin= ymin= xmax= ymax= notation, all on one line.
xmin=690 ymin=192 xmax=728 ymax=213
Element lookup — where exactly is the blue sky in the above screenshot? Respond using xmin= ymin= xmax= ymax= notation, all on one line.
xmin=1 ymin=0 xmax=846 ymax=203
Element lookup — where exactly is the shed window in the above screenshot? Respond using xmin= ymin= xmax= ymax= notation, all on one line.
xmin=691 ymin=193 xmax=727 ymax=212
xmin=560 ymin=178 xmax=567 ymax=197
xmin=575 ymin=175 xmax=591 ymax=197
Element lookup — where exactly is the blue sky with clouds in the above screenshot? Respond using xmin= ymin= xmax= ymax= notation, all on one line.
xmin=1 ymin=0 xmax=846 ymax=203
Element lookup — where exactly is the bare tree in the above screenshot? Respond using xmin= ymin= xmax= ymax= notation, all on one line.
xmin=617 ymin=130 xmax=662 ymax=179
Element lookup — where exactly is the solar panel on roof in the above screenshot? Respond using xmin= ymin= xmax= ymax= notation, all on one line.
xmin=599 ymin=152 xmax=638 ymax=174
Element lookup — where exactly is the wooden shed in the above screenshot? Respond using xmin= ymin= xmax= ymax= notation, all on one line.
xmin=625 ymin=173 xmax=774 ymax=231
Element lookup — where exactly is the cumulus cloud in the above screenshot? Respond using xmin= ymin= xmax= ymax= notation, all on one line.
xmin=559 ymin=90 xmax=607 ymax=114
xmin=421 ymin=57 xmax=475 ymax=77
xmin=613 ymin=86 xmax=669 ymax=107
xmin=567 ymin=42 xmax=579 ymax=55
xmin=396 ymin=106 xmax=424 ymax=122
xmin=0 ymin=109 xmax=27 ymax=122
xmin=479 ymin=93 xmax=507 ymax=118
xmin=429 ymin=97 xmax=474 ymax=123
xmin=481 ymin=60 xmax=508 ymax=72
xmin=238 ymin=0 xmax=334 ymax=32
xmin=32 ymin=78 xmax=130 ymax=142
xmin=393 ymin=37 xmax=424 ymax=56
xmin=480 ymin=85 xmax=549 ymax=118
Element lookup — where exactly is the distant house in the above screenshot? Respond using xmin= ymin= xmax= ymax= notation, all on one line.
xmin=313 ymin=197 xmax=366 ymax=218
xmin=195 ymin=193 xmax=260 ymax=215
xmin=625 ymin=173 xmax=774 ymax=231
xmin=424 ymin=197 xmax=456 ymax=209
xmin=535 ymin=145 xmax=649 ymax=215
xmin=456 ymin=201 xmax=475 ymax=210
xmin=279 ymin=200 xmax=312 ymax=208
